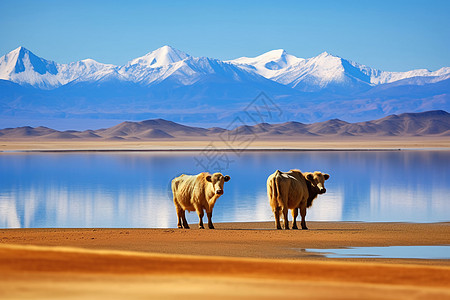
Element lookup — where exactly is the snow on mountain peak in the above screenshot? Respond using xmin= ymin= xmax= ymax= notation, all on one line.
xmin=7 ymin=46 xmax=29 ymax=59
xmin=270 ymin=51 xmax=379 ymax=91
xmin=80 ymin=58 xmax=100 ymax=65
xmin=226 ymin=49 xmax=304 ymax=78
xmin=309 ymin=51 xmax=342 ymax=64
xmin=0 ymin=46 xmax=449 ymax=92
xmin=128 ymin=45 xmax=190 ymax=68
xmin=58 ymin=58 xmax=118 ymax=84
xmin=0 ymin=46 xmax=60 ymax=89
xmin=277 ymin=53 xmax=349 ymax=89
xmin=257 ymin=49 xmax=287 ymax=61
xmin=317 ymin=51 xmax=332 ymax=57
xmin=0 ymin=46 xmax=58 ymax=76
xmin=9 ymin=46 xmax=26 ymax=56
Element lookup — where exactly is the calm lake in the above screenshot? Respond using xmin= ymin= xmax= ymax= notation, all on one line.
xmin=0 ymin=150 xmax=449 ymax=228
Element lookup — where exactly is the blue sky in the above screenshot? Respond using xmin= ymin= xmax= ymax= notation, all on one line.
xmin=1 ymin=0 xmax=449 ymax=71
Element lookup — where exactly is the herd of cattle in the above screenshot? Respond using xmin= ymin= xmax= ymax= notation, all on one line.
xmin=171 ymin=170 xmax=330 ymax=230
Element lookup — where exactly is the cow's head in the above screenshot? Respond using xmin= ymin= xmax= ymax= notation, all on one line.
xmin=206 ymin=173 xmax=231 ymax=195
xmin=306 ymin=171 xmax=330 ymax=194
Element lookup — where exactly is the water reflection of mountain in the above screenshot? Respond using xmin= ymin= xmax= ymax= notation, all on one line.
xmin=0 ymin=182 xmax=174 ymax=228
xmin=321 ymin=151 xmax=450 ymax=222
xmin=0 ymin=151 xmax=449 ymax=228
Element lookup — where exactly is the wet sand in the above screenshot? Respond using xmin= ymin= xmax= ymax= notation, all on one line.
xmin=1 ymin=222 xmax=449 ymax=299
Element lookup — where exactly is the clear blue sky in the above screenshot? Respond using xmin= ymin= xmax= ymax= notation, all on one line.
xmin=1 ymin=0 xmax=449 ymax=71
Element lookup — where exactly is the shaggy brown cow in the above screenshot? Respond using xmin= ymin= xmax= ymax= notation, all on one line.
xmin=267 ymin=169 xmax=329 ymax=230
xmin=172 ymin=172 xmax=230 ymax=229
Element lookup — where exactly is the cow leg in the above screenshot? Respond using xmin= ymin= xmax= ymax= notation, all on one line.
xmin=173 ymin=194 xmax=180 ymax=228
xmin=207 ymin=212 xmax=214 ymax=229
xmin=282 ymin=207 xmax=289 ymax=230
xmin=181 ymin=210 xmax=190 ymax=229
xmin=292 ymin=208 xmax=299 ymax=230
xmin=273 ymin=207 xmax=282 ymax=230
xmin=176 ymin=209 xmax=183 ymax=229
xmin=207 ymin=211 xmax=214 ymax=229
xmin=174 ymin=201 xmax=184 ymax=229
xmin=197 ymin=210 xmax=205 ymax=229
xmin=300 ymin=206 xmax=308 ymax=230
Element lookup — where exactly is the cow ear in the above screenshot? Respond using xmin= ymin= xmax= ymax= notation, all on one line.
xmin=324 ymin=174 xmax=330 ymax=180
xmin=224 ymin=175 xmax=230 ymax=182
xmin=206 ymin=175 xmax=212 ymax=182
xmin=306 ymin=174 xmax=314 ymax=181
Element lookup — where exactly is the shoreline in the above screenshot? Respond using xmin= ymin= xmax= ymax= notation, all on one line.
xmin=1 ymin=148 xmax=408 ymax=153
xmin=1 ymin=221 xmax=449 ymax=264
xmin=1 ymin=221 xmax=450 ymax=299
xmin=1 ymin=136 xmax=450 ymax=152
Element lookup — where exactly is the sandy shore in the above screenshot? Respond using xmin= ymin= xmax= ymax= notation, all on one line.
xmin=1 ymin=136 xmax=450 ymax=151
xmin=1 ymin=222 xmax=449 ymax=299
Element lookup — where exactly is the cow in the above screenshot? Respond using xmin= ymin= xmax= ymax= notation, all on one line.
xmin=267 ymin=170 xmax=330 ymax=230
xmin=172 ymin=172 xmax=231 ymax=229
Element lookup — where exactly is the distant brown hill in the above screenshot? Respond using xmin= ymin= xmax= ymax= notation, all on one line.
xmin=1 ymin=110 xmax=449 ymax=140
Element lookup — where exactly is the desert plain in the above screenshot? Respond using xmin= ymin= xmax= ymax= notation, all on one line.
xmin=1 ymin=134 xmax=450 ymax=299
xmin=1 ymin=222 xmax=450 ymax=300
xmin=1 ymin=136 xmax=450 ymax=152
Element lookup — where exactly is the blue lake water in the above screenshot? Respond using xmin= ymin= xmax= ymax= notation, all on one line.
xmin=0 ymin=150 xmax=449 ymax=228
xmin=305 ymin=246 xmax=450 ymax=259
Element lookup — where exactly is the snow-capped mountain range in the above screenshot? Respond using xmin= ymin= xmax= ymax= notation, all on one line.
xmin=1 ymin=45 xmax=449 ymax=90
xmin=228 ymin=49 xmax=450 ymax=92
xmin=0 ymin=46 xmax=270 ymax=89
xmin=0 ymin=45 xmax=449 ymax=129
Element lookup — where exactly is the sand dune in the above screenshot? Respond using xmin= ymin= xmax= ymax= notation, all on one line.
xmin=0 ymin=125 xmax=57 ymax=138
xmin=138 ymin=128 xmax=174 ymax=138
xmin=97 ymin=118 xmax=208 ymax=139
xmin=43 ymin=131 xmax=80 ymax=139
xmin=76 ymin=130 xmax=102 ymax=139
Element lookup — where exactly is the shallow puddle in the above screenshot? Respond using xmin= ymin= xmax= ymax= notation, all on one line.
xmin=305 ymin=245 xmax=450 ymax=259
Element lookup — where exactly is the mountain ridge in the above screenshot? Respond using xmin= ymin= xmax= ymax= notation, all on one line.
xmin=1 ymin=110 xmax=448 ymax=140
xmin=0 ymin=46 xmax=449 ymax=129
xmin=2 ymin=46 xmax=449 ymax=90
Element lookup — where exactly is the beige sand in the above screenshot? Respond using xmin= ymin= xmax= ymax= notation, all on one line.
xmin=1 ymin=136 xmax=450 ymax=151
xmin=1 ymin=222 xmax=449 ymax=299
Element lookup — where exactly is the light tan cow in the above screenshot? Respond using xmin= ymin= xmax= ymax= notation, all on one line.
xmin=172 ymin=172 xmax=230 ymax=229
xmin=267 ymin=169 xmax=329 ymax=230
